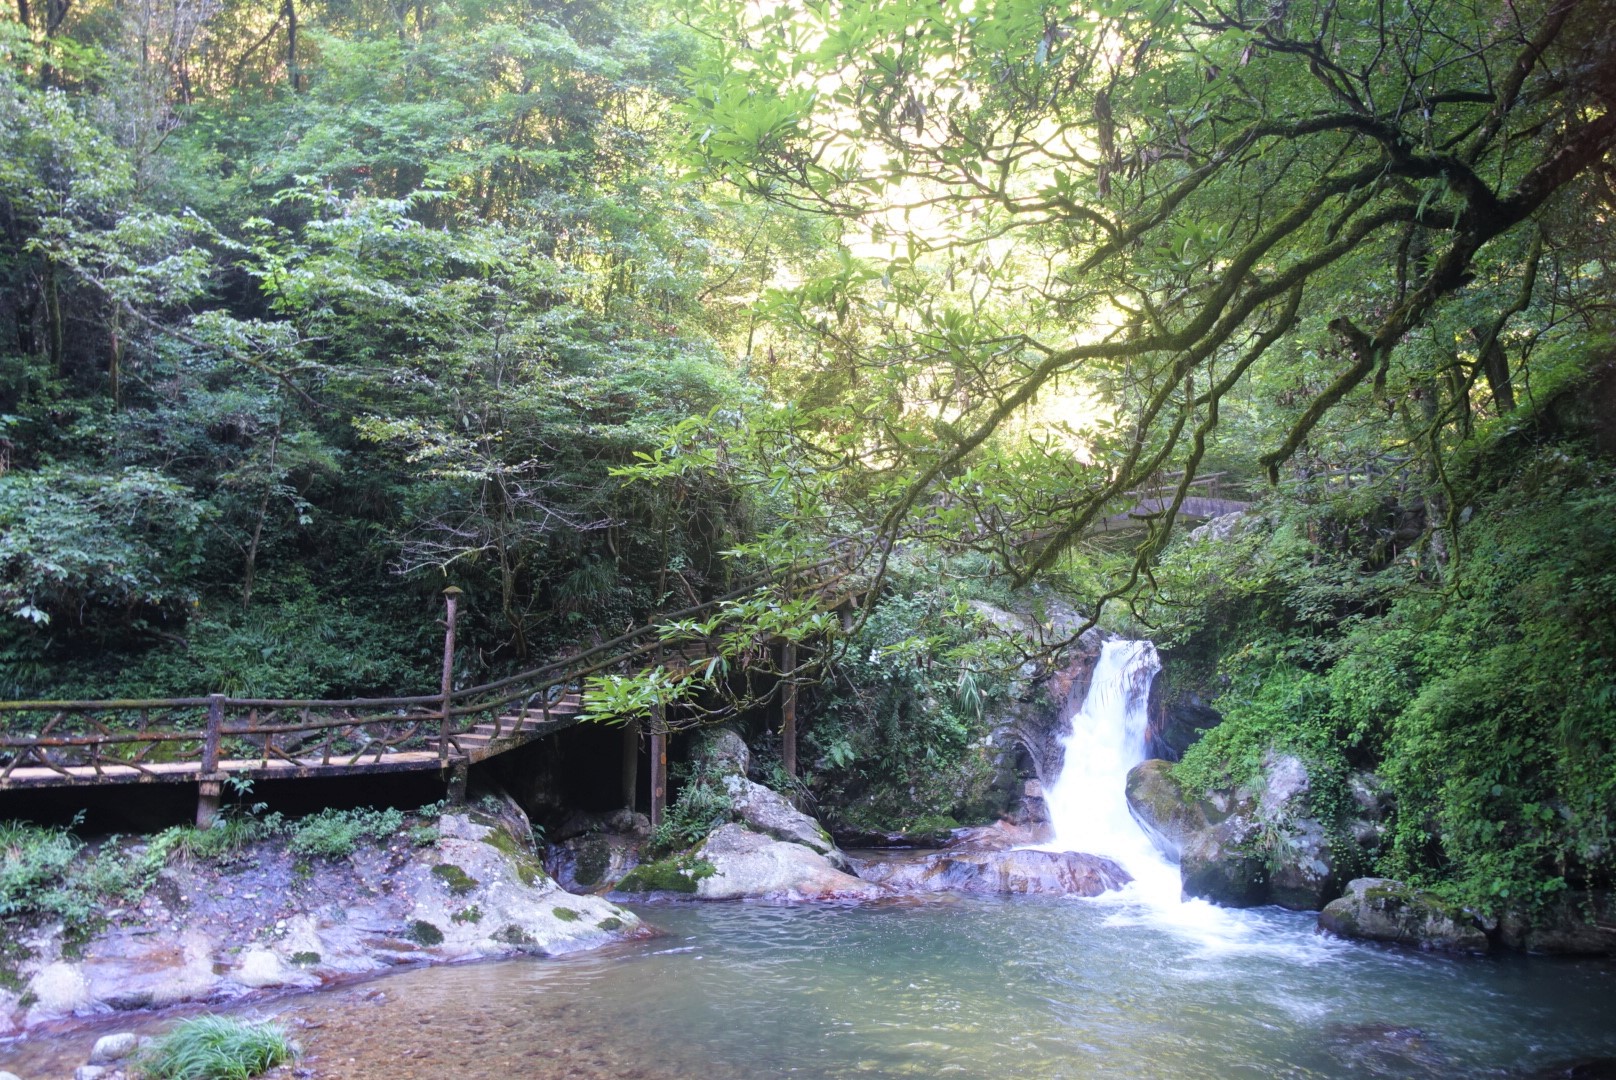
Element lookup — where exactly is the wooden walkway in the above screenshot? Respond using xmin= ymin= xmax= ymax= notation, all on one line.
xmin=1 ymin=549 xmax=865 ymax=823
xmin=0 ymin=696 xmax=584 ymax=790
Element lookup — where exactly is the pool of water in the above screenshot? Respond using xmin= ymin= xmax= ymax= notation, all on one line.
xmin=6 ymin=895 xmax=1614 ymax=1079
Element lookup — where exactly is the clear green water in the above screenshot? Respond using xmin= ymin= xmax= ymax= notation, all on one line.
xmin=7 ymin=895 xmax=1613 ymax=1079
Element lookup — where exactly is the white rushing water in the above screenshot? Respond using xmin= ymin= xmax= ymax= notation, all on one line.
xmin=1041 ymin=638 xmax=1338 ymax=958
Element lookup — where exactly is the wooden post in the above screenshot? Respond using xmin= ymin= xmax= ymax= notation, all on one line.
xmin=439 ymin=586 xmax=462 ymax=771
xmin=196 ymin=693 xmax=225 ymax=828
xmin=621 ymin=719 xmax=639 ymax=813
xmin=781 ymin=639 xmax=798 ymax=780
xmin=649 ymin=709 xmax=666 ymax=830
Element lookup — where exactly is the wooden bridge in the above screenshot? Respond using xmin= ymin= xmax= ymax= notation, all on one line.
xmin=0 ymin=550 xmax=866 ymax=826
xmin=1089 ymin=473 xmax=1252 ymax=533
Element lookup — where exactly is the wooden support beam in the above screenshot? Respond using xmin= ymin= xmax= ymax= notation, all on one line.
xmin=195 ymin=778 xmax=222 ymax=828
xmin=781 ymin=640 xmax=798 ymax=780
xmin=621 ymin=719 xmax=639 ymax=813
xmin=649 ymin=714 xmax=666 ymax=830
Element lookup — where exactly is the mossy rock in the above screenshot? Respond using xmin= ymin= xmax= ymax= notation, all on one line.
xmin=431 ymin=863 xmax=480 ymax=896
xmin=552 ymin=907 xmax=580 ymax=922
xmin=289 ymin=951 xmax=321 ymax=966
xmin=492 ymin=925 xmax=537 ymax=947
xmin=573 ymin=838 xmax=611 ymax=889
xmin=406 ymin=920 xmax=444 ymax=946
xmin=615 ymin=855 xmax=716 ymax=894
xmin=597 ymin=917 xmax=624 ymax=932
xmin=451 ymin=905 xmax=482 ymax=925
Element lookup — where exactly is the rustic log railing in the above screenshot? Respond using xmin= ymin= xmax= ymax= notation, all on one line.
xmin=0 ymin=543 xmax=869 ymax=824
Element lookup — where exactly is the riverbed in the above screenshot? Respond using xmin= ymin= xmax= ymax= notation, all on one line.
xmin=5 ymin=894 xmax=1614 ymax=1079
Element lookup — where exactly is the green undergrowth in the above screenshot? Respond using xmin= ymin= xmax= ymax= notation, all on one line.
xmin=1157 ymin=442 xmax=1616 ymax=916
xmin=137 ymin=1015 xmax=295 ymax=1080
xmin=0 ymin=801 xmax=445 ymax=937
xmin=804 ymin=559 xmax=1024 ymax=836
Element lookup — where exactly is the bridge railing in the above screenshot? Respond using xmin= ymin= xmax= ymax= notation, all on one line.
xmin=0 ymin=539 xmax=871 ymax=793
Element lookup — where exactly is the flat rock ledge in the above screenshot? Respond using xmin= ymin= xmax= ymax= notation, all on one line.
xmin=852 ymin=848 xmax=1131 ymax=897
xmin=0 ymin=813 xmax=649 ymax=1038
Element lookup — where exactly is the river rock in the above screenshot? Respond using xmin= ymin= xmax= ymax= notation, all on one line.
xmin=1318 ymin=878 xmax=1490 ymax=953
xmin=722 ymin=774 xmax=848 ymax=868
xmin=548 ymin=827 xmax=645 ymax=893
xmin=1499 ymin=892 xmax=1616 ymax=956
xmin=1127 ymin=752 xmax=1360 ymax=910
xmin=88 ymin=1032 xmax=140 ymax=1063
xmin=692 ymin=825 xmax=886 ymax=902
xmin=853 ymin=848 xmax=1130 ymax=897
xmin=2 ymin=806 xmax=650 ymax=1037
xmin=1145 ymin=687 xmax=1223 ymax=762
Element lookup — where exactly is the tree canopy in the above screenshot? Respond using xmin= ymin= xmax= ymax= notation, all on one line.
xmin=677 ymin=0 xmax=1616 ymax=607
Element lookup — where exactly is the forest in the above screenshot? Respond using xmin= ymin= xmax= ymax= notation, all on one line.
xmin=2 ymin=0 xmax=1614 ymax=928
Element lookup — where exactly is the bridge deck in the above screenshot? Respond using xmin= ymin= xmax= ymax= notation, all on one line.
xmin=0 ymin=705 xmax=585 ymax=791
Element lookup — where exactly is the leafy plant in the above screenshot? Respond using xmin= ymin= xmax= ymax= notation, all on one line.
xmin=136 ymin=1015 xmax=295 ymax=1080
xmin=285 ymin=807 xmax=407 ymax=859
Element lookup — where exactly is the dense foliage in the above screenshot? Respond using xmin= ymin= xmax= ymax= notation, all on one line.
xmin=2 ymin=0 xmax=1613 ymax=919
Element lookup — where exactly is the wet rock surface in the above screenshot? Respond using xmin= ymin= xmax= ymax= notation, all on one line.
xmin=1318 ymin=877 xmax=1491 ymax=953
xmin=0 ymin=810 xmax=648 ymax=1038
xmin=545 ymin=809 xmax=649 ymax=894
xmin=851 ymin=847 xmax=1129 ymax=897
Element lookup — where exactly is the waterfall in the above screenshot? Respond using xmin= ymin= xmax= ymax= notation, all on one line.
xmin=1041 ymin=639 xmax=1185 ymax=908
xmin=1039 ymin=639 xmax=1339 ymax=959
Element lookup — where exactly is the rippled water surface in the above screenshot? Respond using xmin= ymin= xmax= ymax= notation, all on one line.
xmin=7 ymin=896 xmax=1615 ymax=1079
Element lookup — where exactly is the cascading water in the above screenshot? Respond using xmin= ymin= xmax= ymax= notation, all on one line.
xmin=1040 ymin=638 xmax=1334 ymax=955
xmin=1041 ymin=639 xmax=1185 ymax=907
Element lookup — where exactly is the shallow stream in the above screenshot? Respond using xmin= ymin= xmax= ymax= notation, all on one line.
xmin=6 ymin=896 xmax=1616 ymax=1079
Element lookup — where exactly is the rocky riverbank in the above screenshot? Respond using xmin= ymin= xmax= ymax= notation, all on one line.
xmin=0 ymin=802 xmax=649 ymax=1040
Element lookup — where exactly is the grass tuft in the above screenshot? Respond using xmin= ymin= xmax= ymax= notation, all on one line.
xmin=137 ymin=1015 xmax=294 ymax=1080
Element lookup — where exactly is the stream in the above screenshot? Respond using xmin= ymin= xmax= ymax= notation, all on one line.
xmin=5 ymin=640 xmax=1615 ymax=1078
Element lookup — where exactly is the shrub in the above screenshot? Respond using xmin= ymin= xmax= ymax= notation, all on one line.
xmin=286 ymin=806 xmax=406 ymax=859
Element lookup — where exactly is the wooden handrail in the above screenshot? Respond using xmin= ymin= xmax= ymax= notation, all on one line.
xmin=0 ymin=540 xmax=872 ymax=784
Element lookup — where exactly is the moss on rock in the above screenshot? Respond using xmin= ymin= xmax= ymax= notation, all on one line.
xmin=615 ymin=855 xmax=716 ymax=894
xmin=431 ymin=863 xmax=480 ymax=895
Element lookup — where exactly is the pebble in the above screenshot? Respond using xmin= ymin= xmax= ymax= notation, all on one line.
xmin=74 ymin=1067 xmax=107 ymax=1080
xmin=0 ymin=1070 xmax=24 ymax=1080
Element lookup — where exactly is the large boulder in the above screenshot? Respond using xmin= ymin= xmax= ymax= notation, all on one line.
xmin=692 ymin=727 xmax=751 ymax=778
xmin=1145 ymin=688 xmax=1223 ymax=762
xmin=1127 ymin=752 xmax=1365 ymax=910
xmin=853 ymin=848 xmax=1129 ymax=897
xmin=1318 ymin=878 xmax=1491 ymax=954
xmin=694 ymin=825 xmax=885 ymax=901
xmin=1499 ymin=892 xmax=1616 ymax=956
xmin=547 ymin=810 xmax=649 ymax=893
xmin=722 ymin=774 xmax=848 ymax=869
xmin=1179 ymin=822 xmax=1272 ymax=907
xmin=1125 ymin=759 xmax=1226 ymax=858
